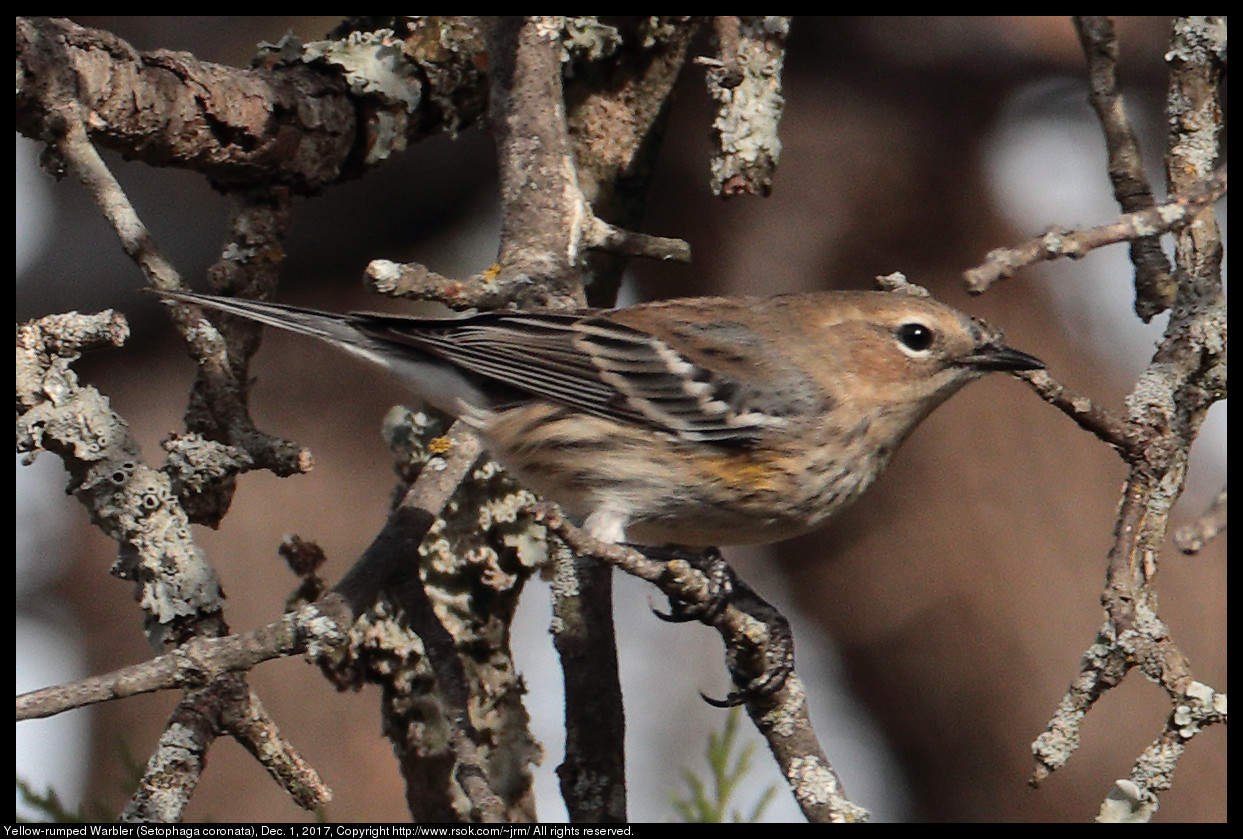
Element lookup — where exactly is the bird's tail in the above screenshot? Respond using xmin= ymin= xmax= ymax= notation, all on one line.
xmin=152 ymin=288 xmax=363 ymax=346
xmin=150 ymin=288 xmax=500 ymax=420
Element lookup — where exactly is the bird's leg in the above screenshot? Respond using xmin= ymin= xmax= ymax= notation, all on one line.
xmin=706 ymin=577 xmax=794 ymax=707
xmin=630 ymin=545 xmax=794 ymax=706
xmin=638 ymin=545 xmax=736 ymax=624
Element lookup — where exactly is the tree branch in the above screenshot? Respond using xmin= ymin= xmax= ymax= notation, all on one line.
xmin=963 ymin=164 xmax=1226 ymax=294
xmin=16 ymin=16 xmax=491 ymax=193
xmin=34 ymin=76 xmax=311 ymax=495
xmin=548 ymin=541 xmax=627 ymax=822
xmin=1073 ymin=16 xmax=1175 ymax=320
xmin=1025 ymin=17 xmax=1227 ymax=820
xmin=367 ymin=17 xmax=694 ymax=312
xmin=702 ymin=16 xmax=791 ymax=197
xmin=17 ymin=310 xmax=226 ymax=648
xmin=534 ymin=505 xmax=868 ymax=823
xmin=1014 ymin=369 xmax=1135 ymax=458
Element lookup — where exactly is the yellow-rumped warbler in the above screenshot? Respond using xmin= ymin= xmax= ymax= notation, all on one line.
xmin=157 ymin=289 xmax=1042 ymax=548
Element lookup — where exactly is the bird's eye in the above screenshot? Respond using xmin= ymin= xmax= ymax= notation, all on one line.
xmin=895 ymin=322 xmax=935 ymax=353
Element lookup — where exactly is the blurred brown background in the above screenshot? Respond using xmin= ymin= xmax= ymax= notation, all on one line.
xmin=16 ymin=16 xmax=1225 ymax=822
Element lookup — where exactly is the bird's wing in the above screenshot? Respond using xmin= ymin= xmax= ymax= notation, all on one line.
xmin=351 ymin=310 xmax=784 ymax=444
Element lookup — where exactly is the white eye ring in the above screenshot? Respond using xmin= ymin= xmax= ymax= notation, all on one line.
xmin=894 ymin=321 xmax=936 ymax=356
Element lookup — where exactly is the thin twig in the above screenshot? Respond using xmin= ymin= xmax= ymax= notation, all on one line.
xmin=52 ymin=113 xmax=182 ymax=289
xmin=365 ymin=260 xmax=515 ymax=310
xmin=15 ymin=600 xmax=350 ymax=721
xmin=1014 ymin=369 xmax=1135 ymax=458
xmin=583 ymin=215 xmax=692 ymax=262
xmin=224 ymin=686 xmax=333 ymax=811
xmin=964 ymin=164 xmax=1226 ymax=293
xmin=1172 ymin=484 xmax=1227 ymax=554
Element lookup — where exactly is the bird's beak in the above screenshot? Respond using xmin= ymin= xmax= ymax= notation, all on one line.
xmin=960 ymin=342 xmax=1045 ymax=371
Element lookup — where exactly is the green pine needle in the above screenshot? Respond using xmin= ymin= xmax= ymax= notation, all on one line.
xmin=671 ymin=707 xmax=777 ymax=823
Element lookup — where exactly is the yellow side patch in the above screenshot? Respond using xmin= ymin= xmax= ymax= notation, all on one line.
xmin=695 ymin=450 xmax=781 ymax=493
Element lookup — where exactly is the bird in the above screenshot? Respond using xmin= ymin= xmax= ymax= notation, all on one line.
xmin=155 ymin=287 xmax=1044 ymax=549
